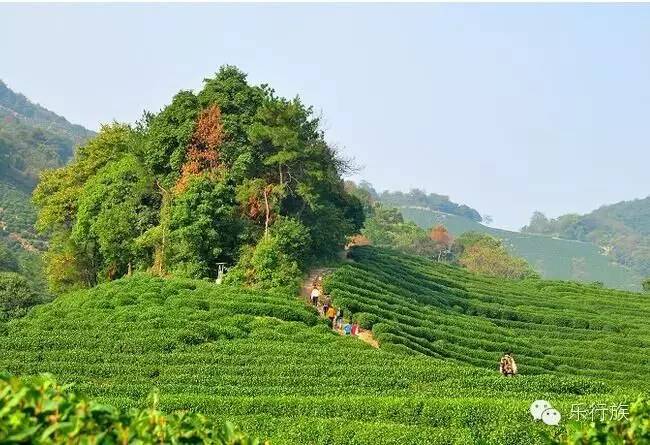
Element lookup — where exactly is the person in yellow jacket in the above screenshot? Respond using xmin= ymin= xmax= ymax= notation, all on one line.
xmin=326 ymin=306 xmax=337 ymax=328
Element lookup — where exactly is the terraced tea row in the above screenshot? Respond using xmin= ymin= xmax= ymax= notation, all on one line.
xmin=0 ymin=273 xmax=622 ymax=444
xmin=326 ymin=247 xmax=650 ymax=385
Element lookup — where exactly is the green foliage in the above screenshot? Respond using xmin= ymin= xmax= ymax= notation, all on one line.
xmin=0 ymin=241 xmax=18 ymax=272
xmin=0 ymin=183 xmax=43 ymax=249
xmin=269 ymin=216 xmax=311 ymax=264
xmin=169 ymin=176 xmax=241 ymax=279
xmin=145 ymin=90 xmax=200 ymax=181
xmin=643 ymin=279 xmax=650 ymax=293
xmin=453 ymin=232 xmax=539 ymax=280
xmin=400 ymin=207 xmax=642 ymax=290
xmin=73 ymin=154 xmax=155 ymax=280
xmin=522 ymin=198 xmax=650 ymax=277
xmin=551 ymin=397 xmax=650 ymax=444
xmin=34 ymin=66 xmax=362 ymax=291
xmin=225 ymin=228 xmax=302 ymax=294
xmin=0 ymin=373 xmax=263 ymax=444
xmin=329 ymin=246 xmax=650 ymax=382
xmin=1 ymin=273 xmax=634 ymax=444
xmin=372 ymin=185 xmax=483 ymax=222
xmin=0 ymin=271 xmax=40 ymax=320
xmin=362 ymin=205 xmax=438 ymax=257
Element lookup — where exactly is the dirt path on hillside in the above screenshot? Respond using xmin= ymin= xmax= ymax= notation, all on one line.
xmin=301 ymin=268 xmax=379 ymax=349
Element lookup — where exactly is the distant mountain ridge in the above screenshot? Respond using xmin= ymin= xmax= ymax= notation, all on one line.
xmin=0 ymin=79 xmax=94 ymax=191
xmin=522 ymin=197 xmax=650 ymax=277
xmin=0 ymin=80 xmax=94 ymax=291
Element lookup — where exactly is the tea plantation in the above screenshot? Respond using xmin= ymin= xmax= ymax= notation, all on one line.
xmin=0 ymin=251 xmax=647 ymax=443
xmin=328 ymin=247 xmax=650 ymax=384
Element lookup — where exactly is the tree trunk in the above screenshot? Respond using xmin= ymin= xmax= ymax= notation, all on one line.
xmin=263 ymin=186 xmax=270 ymax=238
xmin=155 ymin=180 xmax=171 ymax=276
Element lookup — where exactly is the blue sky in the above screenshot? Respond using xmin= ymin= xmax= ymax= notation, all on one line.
xmin=2 ymin=4 xmax=649 ymax=230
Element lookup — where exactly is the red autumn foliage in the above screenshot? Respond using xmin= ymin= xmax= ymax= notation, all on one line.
xmin=246 ymin=194 xmax=262 ymax=220
xmin=175 ymin=104 xmax=224 ymax=193
xmin=347 ymin=234 xmax=372 ymax=248
xmin=429 ymin=224 xmax=453 ymax=248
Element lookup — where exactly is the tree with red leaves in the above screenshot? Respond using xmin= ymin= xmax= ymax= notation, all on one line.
xmin=175 ymin=104 xmax=224 ymax=193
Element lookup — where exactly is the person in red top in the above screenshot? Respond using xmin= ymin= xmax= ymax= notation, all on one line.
xmin=351 ymin=322 xmax=359 ymax=336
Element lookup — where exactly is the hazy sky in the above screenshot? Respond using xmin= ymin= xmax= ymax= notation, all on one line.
xmin=2 ymin=4 xmax=649 ymax=230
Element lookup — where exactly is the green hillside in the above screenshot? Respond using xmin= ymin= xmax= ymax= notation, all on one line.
xmin=522 ymin=197 xmax=650 ymax=277
xmin=0 ymin=79 xmax=94 ymax=191
xmin=0 ymin=272 xmax=634 ymax=444
xmin=0 ymin=81 xmax=93 ymax=293
xmin=328 ymin=247 xmax=650 ymax=382
xmin=400 ymin=207 xmax=641 ymax=290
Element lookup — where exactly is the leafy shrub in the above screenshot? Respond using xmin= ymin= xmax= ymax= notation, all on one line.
xmin=0 ymin=271 xmax=41 ymax=320
xmin=0 ymin=241 xmax=19 ymax=273
xmin=551 ymin=397 xmax=650 ymax=444
xmin=327 ymin=246 xmax=650 ymax=381
xmin=0 ymin=373 xmax=264 ymax=444
xmin=226 ymin=234 xmax=301 ymax=294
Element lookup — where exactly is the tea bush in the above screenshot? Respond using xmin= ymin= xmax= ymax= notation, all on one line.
xmin=0 ymin=253 xmax=646 ymax=444
xmin=327 ymin=247 xmax=650 ymax=385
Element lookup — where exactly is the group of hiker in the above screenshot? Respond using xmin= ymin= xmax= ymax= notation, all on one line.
xmin=310 ymin=276 xmax=360 ymax=336
xmin=309 ymin=275 xmax=519 ymax=377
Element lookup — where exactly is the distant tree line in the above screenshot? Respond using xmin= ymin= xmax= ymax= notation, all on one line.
xmin=356 ymin=181 xmax=482 ymax=222
xmin=346 ymin=182 xmax=536 ymax=280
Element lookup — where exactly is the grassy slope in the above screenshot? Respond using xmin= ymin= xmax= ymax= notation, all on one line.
xmin=0 ymin=273 xmax=634 ymax=444
xmin=400 ymin=207 xmax=641 ymax=290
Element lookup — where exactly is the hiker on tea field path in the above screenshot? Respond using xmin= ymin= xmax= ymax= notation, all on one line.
xmin=310 ymin=286 xmax=321 ymax=306
xmin=335 ymin=307 xmax=344 ymax=329
xmin=326 ymin=306 xmax=337 ymax=328
xmin=322 ymin=296 xmax=332 ymax=315
xmin=500 ymin=352 xmax=518 ymax=377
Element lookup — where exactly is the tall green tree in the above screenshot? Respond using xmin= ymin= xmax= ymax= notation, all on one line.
xmin=33 ymin=66 xmax=363 ymax=291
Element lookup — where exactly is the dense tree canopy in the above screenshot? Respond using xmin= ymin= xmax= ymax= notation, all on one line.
xmin=453 ymin=232 xmax=538 ymax=280
xmin=34 ymin=66 xmax=363 ymax=291
xmin=361 ymin=205 xmax=444 ymax=259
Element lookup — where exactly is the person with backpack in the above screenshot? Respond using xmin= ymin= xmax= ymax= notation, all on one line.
xmin=322 ymin=296 xmax=331 ymax=316
xmin=310 ymin=286 xmax=321 ymax=306
xmin=499 ymin=352 xmax=518 ymax=377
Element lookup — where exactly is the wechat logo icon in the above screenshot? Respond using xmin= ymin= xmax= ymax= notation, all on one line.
xmin=530 ymin=400 xmax=561 ymax=426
